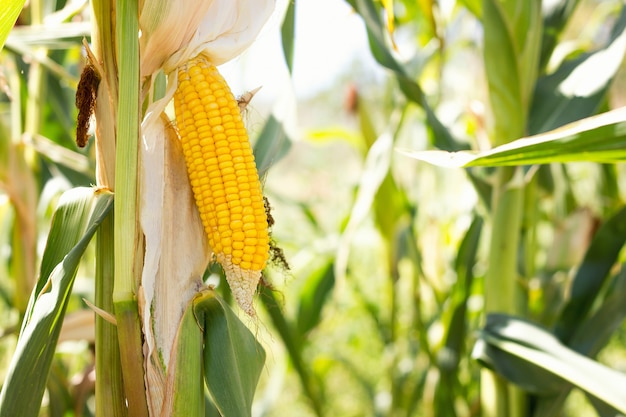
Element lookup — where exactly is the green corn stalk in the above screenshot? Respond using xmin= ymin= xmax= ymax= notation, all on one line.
xmin=481 ymin=1 xmax=542 ymax=416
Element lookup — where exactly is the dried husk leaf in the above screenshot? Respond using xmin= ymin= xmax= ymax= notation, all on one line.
xmin=139 ymin=113 xmax=210 ymax=414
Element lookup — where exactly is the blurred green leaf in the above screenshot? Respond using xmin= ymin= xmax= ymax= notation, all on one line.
xmin=533 ymin=266 xmax=626 ymax=417
xmin=458 ymin=0 xmax=482 ymax=18
xmin=259 ymin=285 xmax=325 ymax=416
xmin=0 ymin=0 xmax=25 ymax=53
xmin=473 ymin=314 xmax=626 ymax=413
xmin=529 ymin=6 xmax=626 ymax=135
xmin=399 ymin=107 xmax=626 ymax=167
xmin=538 ymin=0 xmax=582 ymax=70
xmin=346 ymin=0 xmax=466 ymax=151
xmin=0 ymin=187 xmax=113 ymax=417
xmin=483 ymin=0 xmax=542 ymax=144
xmin=254 ymin=114 xmax=292 ymax=180
xmin=280 ymin=0 xmax=296 ymax=74
xmin=196 ymin=291 xmax=265 ymax=417
xmin=296 ymin=260 xmax=335 ymax=340
xmin=569 ymin=266 xmax=626 ymax=356
xmin=553 ymin=205 xmax=626 ymax=344
xmin=443 ymin=215 xmax=483 ymax=357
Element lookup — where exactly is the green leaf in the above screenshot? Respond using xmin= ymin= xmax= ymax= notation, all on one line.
xmin=473 ymin=314 xmax=626 ymax=413
xmin=458 ymin=0 xmax=482 ymax=18
xmin=296 ymin=260 xmax=335 ymax=340
xmin=553 ymin=205 xmax=626 ymax=344
xmin=398 ymin=107 xmax=626 ymax=167
xmin=533 ymin=267 xmax=626 ymax=417
xmin=280 ymin=0 xmax=296 ymax=74
xmin=0 ymin=0 xmax=25 ymax=53
xmin=253 ymin=114 xmax=292 ymax=180
xmin=346 ymin=0 xmax=466 ymax=151
xmin=443 ymin=215 xmax=483 ymax=358
xmin=569 ymin=266 xmax=626 ymax=356
xmin=538 ymin=0 xmax=582 ymax=71
xmin=529 ymin=6 xmax=626 ymax=135
xmin=258 ymin=285 xmax=325 ymax=415
xmin=0 ymin=187 xmax=113 ymax=417
xmin=195 ymin=290 xmax=266 ymax=417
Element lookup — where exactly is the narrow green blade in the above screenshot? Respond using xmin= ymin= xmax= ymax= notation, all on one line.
xmin=553 ymin=205 xmax=626 ymax=344
xmin=296 ymin=260 xmax=335 ymax=341
xmin=280 ymin=0 xmax=296 ymax=74
xmin=0 ymin=187 xmax=113 ymax=417
xmin=0 ymin=0 xmax=25 ymax=53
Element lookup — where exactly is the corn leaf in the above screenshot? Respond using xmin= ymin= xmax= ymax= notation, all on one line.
xmin=346 ymin=0 xmax=466 ymax=151
xmin=196 ymin=290 xmax=266 ymax=417
xmin=443 ymin=215 xmax=483 ymax=358
xmin=553 ymin=205 xmax=626 ymax=344
xmin=296 ymin=260 xmax=335 ymax=341
xmin=398 ymin=107 xmax=626 ymax=168
xmin=529 ymin=5 xmax=626 ymax=135
xmin=568 ymin=266 xmax=626 ymax=357
xmin=0 ymin=187 xmax=113 ymax=417
xmin=254 ymin=114 xmax=292 ymax=180
xmin=473 ymin=314 xmax=626 ymax=414
xmin=0 ymin=0 xmax=25 ymax=53
xmin=280 ymin=0 xmax=296 ymax=74
xmin=259 ymin=285 xmax=325 ymax=416
xmin=538 ymin=0 xmax=582 ymax=70
xmin=458 ymin=0 xmax=482 ymax=18
xmin=533 ymin=267 xmax=626 ymax=417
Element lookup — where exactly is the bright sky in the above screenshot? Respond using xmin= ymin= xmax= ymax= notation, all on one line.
xmin=220 ymin=0 xmax=380 ymax=105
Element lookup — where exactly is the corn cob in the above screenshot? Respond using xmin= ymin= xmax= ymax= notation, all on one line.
xmin=173 ymin=54 xmax=269 ymax=315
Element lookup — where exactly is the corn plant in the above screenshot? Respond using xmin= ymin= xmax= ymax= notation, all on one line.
xmin=0 ymin=0 xmax=283 ymax=416
xmin=3 ymin=0 xmax=626 ymax=416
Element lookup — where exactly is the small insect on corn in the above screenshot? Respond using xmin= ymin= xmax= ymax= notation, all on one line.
xmin=174 ymin=54 xmax=270 ymax=315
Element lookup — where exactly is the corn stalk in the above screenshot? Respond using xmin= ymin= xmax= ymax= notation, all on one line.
xmin=481 ymin=1 xmax=542 ymax=416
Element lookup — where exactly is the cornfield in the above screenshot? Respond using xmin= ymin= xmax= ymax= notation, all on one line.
xmin=1 ymin=0 xmax=626 ymax=416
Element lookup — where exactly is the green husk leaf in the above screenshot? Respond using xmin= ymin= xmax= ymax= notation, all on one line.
xmin=0 ymin=187 xmax=113 ymax=417
xmin=171 ymin=296 xmax=205 ymax=417
xmin=195 ymin=289 xmax=266 ymax=417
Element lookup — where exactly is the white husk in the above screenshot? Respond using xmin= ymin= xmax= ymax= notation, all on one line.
xmin=140 ymin=0 xmax=275 ymax=76
xmin=139 ymin=113 xmax=210 ymax=415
